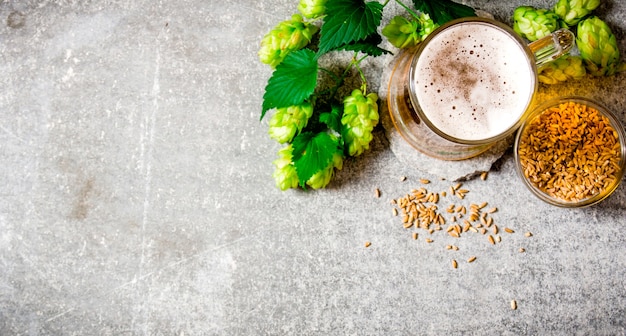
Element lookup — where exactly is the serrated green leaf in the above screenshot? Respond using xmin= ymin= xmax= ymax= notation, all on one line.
xmin=261 ymin=49 xmax=318 ymax=120
xmin=319 ymin=106 xmax=343 ymax=133
xmin=318 ymin=0 xmax=383 ymax=54
xmin=336 ymin=33 xmax=392 ymax=56
xmin=412 ymin=0 xmax=475 ymax=26
xmin=291 ymin=131 xmax=341 ymax=187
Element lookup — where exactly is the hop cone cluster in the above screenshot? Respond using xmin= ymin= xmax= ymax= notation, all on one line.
xmin=513 ymin=6 xmax=560 ymax=41
xmin=272 ymin=145 xmax=300 ymax=191
xmin=554 ymin=0 xmax=600 ymax=26
xmin=341 ymin=89 xmax=379 ymax=157
xmin=538 ymin=55 xmax=587 ymax=84
xmin=298 ymin=0 xmax=327 ymax=19
xmin=258 ymin=14 xmax=319 ymax=68
xmin=272 ymin=142 xmax=343 ymax=190
xmin=268 ymin=103 xmax=313 ymax=144
xmin=382 ymin=14 xmax=438 ymax=49
xmin=577 ymin=16 xmax=621 ymax=76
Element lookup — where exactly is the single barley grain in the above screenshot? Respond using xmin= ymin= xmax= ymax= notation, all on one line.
xmin=448 ymin=230 xmax=460 ymax=238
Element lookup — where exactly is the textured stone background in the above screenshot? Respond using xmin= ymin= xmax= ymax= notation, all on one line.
xmin=0 ymin=0 xmax=624 ymax=335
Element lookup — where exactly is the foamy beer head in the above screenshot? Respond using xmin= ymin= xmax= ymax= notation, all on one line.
xmin=409 ymin=18 xmax=536 ymax=143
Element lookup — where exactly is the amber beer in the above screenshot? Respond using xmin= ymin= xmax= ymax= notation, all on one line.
xmin=409 ymin=19 xmax=536 ymax=143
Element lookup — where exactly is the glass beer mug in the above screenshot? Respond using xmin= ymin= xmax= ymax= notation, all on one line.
xmin=387 ymin=17 xmax=575 ymax=160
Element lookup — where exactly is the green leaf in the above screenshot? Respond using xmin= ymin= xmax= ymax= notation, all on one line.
xmin=291 ymin=131 xmax=341 ymax=186
xmin=261 ymin=49 xmax=318 ymax=120
xmin=336 ymin=33 xmax=392 ymax=56
xmin=319 ymin=105 xmax=343 ymax=133
xmin=318 ymin=0 xmax=384 ymax=54
xmin=412 ymin=0 xmax=475 ymax=26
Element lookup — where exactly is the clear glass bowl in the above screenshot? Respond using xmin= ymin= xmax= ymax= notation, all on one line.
xmin=514 ymin=96 xmax=626 ymax=207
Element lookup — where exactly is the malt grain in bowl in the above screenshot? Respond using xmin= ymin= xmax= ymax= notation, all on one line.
xmin=514 ymin=97 xmax=626 ymax=207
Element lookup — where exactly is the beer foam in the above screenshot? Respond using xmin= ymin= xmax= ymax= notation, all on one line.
xmin=412 ymin=21 xmax=534 ymax=141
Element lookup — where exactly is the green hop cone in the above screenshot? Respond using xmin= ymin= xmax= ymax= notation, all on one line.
xmin=258 ymin=14 xmax=319 ymax=68
xmin=298 ymin=0 xmax=327 ymax=19
xmin=513 ymin=6 xmax=560 ymax=41
xmin=268 ymin=103 xmax=314 ymax=144
xmin=258 ymin=34 xmax=282 ymax=68
xmin=341 ymin=89 xmax=379 ymax=157
xmin=554 ymin=0 xmax=600 ymax=26
xmin=306 ymin=151 xmax=343 ymax=189
xmin=418 ymin=13 xmax=438 ymax=41
xmin=577 ymin=16 xmax=620 ymax=76
xmin=272 ymin=145 xmax=300 ymax=190
xmin=538 ymin=55 xmax=587 ymax=84
xmin=382 ymin=14 xmax=438 ymax=49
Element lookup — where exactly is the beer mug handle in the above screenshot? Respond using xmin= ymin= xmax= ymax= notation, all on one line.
xmin=529 ymin=29 xmax=575 ymax=69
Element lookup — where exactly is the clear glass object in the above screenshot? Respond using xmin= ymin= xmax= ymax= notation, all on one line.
xmin=387 ymin=17 xmax=574 ymax=160
xmin=513 ymin=96 xmax=626 ymax=208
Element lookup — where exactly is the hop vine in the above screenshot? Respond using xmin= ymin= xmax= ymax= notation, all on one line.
xmin=259 ymin=0 xmax=476 ymax=190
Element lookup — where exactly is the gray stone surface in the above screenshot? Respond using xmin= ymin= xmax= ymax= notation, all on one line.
xmin=0 ymin=0 xmax=624 ymax=335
